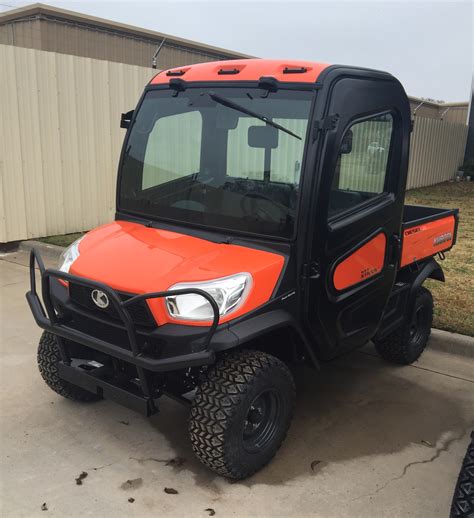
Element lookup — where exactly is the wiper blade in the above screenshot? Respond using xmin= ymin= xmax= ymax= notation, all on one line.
xmin=208 ymin=92 xmax=301 ymax=141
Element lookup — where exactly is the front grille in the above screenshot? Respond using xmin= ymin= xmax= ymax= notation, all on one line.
xmin=68 ymin=283 xmax=156 ymax=328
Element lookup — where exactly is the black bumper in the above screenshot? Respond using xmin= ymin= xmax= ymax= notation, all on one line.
xmin=58 ymin=359 xmax=158 ymax=415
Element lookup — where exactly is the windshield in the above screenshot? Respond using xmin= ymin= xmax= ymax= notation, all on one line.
xmin=118 ymin=87 xmax=314 ymax=238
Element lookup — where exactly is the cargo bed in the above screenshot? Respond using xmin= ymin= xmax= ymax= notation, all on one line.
xmin=400 ymin=205 xmax=458 ymax=268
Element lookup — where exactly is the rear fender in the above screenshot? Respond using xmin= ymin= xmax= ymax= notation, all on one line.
xmin=403 ymin=258 xmax=444 ymax=318
xmin=410 ymin=258 xmax=444 ymax=297
xmin=375 ymin=258 xmax=443 ymax=341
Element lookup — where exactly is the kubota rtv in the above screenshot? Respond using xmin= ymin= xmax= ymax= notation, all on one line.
xmin=27 ymin=59 xmax=459 ymax=479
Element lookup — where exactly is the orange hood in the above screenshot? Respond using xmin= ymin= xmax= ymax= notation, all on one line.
xmin=70 ymin=221 xmax=285 ymax=325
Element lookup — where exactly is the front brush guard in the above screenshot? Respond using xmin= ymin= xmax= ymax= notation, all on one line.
xmin=26 ymin=248 xmax=220 ymax=413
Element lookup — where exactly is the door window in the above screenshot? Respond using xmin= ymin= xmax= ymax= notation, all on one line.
xmin=328 ymin=113 xmax=393 ymax=217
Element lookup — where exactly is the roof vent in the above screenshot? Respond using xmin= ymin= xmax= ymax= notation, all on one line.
xmin=282 ymin=66 xmax=308 ymax=74
xmin=166 ymin=69 xmax=186 ymax=77
xmin=217 ymin=68 xmax=241 ymax=75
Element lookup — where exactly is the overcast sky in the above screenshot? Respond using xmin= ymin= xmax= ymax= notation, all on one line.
xmin=2 ymin=0 xmax=472 ymax=101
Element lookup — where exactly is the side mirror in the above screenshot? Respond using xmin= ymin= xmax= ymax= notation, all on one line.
xmin=120 ymin=110 xmax=134 ymax=129
xmin=248 ymin=125 xmax=279 ymax=149
xmin=340 ymin=129 xmax=353 ymax=154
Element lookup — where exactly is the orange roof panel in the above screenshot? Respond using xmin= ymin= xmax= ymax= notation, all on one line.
xmin=150 ymin=59 xmax=330 ymax=85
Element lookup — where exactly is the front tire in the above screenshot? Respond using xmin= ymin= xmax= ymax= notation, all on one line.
xmin=189 ymin=350 xmax=295 ymax=479
xmin=374 ymin=286 xmax=433 ymax=365
xmin=37 ymin=331 xmax=101 ymax=402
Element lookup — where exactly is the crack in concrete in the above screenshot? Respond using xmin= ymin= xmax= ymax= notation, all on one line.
xmin=352 ymin=430 xmax=467 ymax=501
xmin=129 ymin=456 xmax=186 ymax=467
xmin=359 ymin=351 xmax=474 ymax=383
xmin=1 ymin=280 xmax=25 ymax=288
xmin=130 ymin=456 xmax=170 ymax=464
xmin=89 ymin=462 xmax=116 ymax=471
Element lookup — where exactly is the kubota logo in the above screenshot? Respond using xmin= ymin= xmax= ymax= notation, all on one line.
xmin=433 ymin=232 xmax=452 ymax=246
xmin=91 ymin=289 xmax=109 ymax=309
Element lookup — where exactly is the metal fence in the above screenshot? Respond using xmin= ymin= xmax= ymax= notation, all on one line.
xmin=0 ymin=44 xmax=469 ymax=242
xmin=407 ymin=116 xmax=468 ymax=189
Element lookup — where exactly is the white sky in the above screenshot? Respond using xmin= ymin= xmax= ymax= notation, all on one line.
xmin=1 ymin=0 xmax=473 ymax=101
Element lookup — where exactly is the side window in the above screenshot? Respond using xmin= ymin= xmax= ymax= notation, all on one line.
xmin=328 ymin=113 xmax=393 ymax=217
xmin=142 ymin=111 xmax=202 ymax=189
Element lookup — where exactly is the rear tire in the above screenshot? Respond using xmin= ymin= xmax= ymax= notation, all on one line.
xmin=374 ymin=286 xmax=433 ymax=365
xmin=189 ymin=349 xmax=295 ymax=479
xmin=37 ymin=331 xmax=101 ymax=402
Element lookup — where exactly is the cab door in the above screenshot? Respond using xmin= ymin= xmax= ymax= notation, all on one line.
xmin=304 ymin=72 xmax=411 ymax=360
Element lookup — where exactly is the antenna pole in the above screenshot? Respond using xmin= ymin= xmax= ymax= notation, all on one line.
xmin=152 ymin=39 xmax=166 ymax=69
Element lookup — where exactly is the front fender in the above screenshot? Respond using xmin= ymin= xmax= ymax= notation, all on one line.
xmin=217 ymin=309 xmax=319 ymax=368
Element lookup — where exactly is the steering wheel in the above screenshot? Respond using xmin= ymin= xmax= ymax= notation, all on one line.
xmin=240 ymin=192 xmax=286 ymax=223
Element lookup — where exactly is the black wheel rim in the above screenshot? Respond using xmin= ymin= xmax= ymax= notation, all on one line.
xmin=242 ymin=390 xmax=282 ymax=454
xmin=409 ymin=305 xmax=429 ymax=345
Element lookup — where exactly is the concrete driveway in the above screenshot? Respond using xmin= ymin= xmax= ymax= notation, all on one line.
xmin=1 ymin=251 xmax=473 ymax=518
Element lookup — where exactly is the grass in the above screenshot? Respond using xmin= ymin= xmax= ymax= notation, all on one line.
xmin=38 ymin=232 xmax=85 ymax=248
xmin=35 ymin=182 xmax=473 ymax=336
xmin=405 ymin=181 xmax=474 ymax=336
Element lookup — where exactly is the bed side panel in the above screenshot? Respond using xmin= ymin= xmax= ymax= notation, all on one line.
xmin=400 ymin=215 xmax=456 ymax=267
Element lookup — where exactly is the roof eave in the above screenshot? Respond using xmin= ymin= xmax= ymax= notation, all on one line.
xmin=0 ymin=2 xmax=254 ymax=59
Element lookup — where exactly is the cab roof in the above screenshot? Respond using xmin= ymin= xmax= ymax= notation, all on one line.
xmin=150 ymin=59 xmax=330 ymax=85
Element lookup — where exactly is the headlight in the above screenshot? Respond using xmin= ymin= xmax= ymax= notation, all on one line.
xmin=166 ymin=273 xmax=252 ymax=321
xmin=58 ymin=237 xmax=84 ymax=273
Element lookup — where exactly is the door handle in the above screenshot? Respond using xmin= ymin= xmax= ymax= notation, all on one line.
xmin=388 ymin=234 xmax=401 ymax=265
xmin=302 ymin=261 xmax=321 ymax=281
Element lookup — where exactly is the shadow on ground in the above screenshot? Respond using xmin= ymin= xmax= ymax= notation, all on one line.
xmin=139 ymin=349 xmax=471 ymax=490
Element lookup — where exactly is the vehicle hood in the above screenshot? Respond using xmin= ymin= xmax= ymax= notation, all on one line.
xmin=70 ymin=221 xmax=285 ymax=324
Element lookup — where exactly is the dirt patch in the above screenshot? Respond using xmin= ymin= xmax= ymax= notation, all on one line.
xmin=75 ymin=471 xmax=88 ymax=485
xmin=120 ymin=478 xmax=143 ymax=490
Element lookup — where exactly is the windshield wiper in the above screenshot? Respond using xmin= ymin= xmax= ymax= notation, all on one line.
xmin=208 ymin=92 xmax=301 ymax=141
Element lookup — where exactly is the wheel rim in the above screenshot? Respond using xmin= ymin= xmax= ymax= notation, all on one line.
xmin=409 ymin=305 xmax=429 ymax=345
xmin=242 ymin=390 xmax=282 ymax=454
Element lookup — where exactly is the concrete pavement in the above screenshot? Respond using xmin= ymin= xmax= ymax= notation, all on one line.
xmin=1 ymin=251 xmax=473 ymax=517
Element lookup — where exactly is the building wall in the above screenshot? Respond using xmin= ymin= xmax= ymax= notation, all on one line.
xmin=0 ymin=45 xmax=469 ymax=242
xmin=0 ymin=18 xmax=42 ymax=48
xmin=0 ymin=14 xmax=246 ymax=69
xmin=0 ymin=44 xmax=155 ymax=242
xmin=409 ymin=99 xmax=468 ymax=124
xmin=407 ymin=117 xmax=468 ymax=189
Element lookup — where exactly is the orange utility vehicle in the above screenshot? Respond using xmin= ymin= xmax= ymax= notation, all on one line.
xmin=27 ymin=59 xmax=458 ymax=479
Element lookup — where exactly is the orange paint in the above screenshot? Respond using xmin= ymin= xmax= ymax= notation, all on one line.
xmin=70 ymin=221 xmax=284 ymax=326
xmin=333 ymin=233 xmax=386 ymax=291
xmin=150 ymin=59 xmax=330 ymax=85
xmin=400 ymin=215 xmax=455 ymax=267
